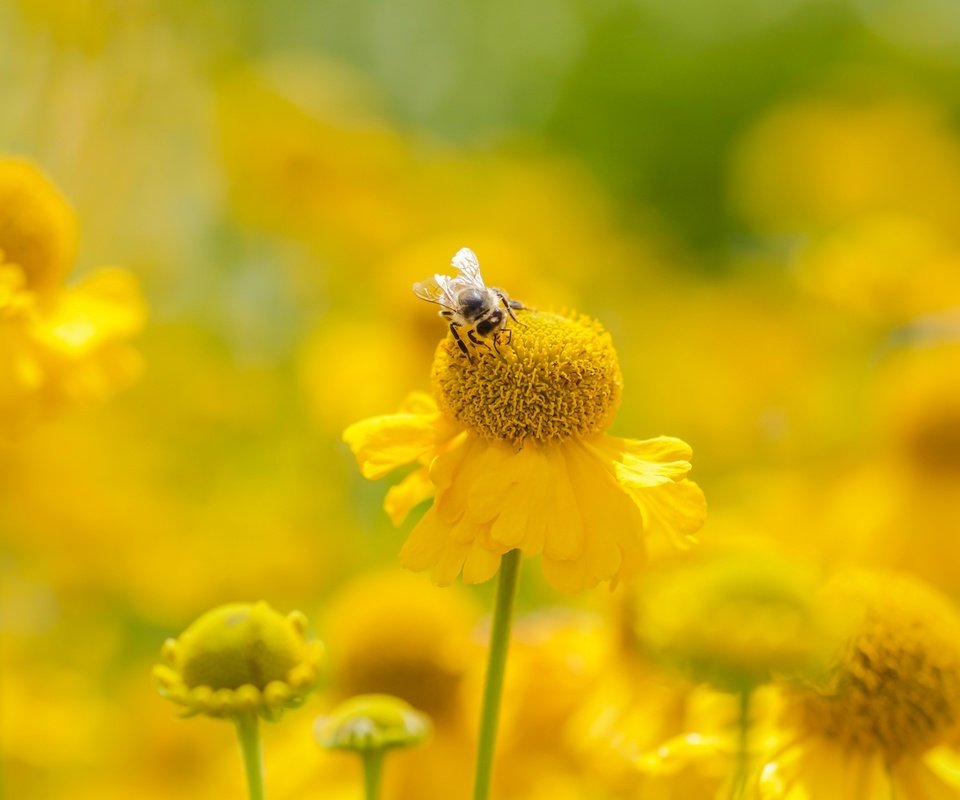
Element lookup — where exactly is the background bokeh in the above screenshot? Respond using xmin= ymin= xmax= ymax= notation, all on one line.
xmin=3 ymin=0 xmax=960 ymax=797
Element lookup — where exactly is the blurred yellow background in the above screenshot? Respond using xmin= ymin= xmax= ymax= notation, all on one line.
xmin=3 ymin=0 xmax=960 ymax=798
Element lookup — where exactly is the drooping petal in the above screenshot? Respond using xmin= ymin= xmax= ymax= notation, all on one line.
xmin=343 ymin=394 xmax=454 ymax=480
xmin=384 ymin=467 xmax=434 ymax=525
xmin=540 ymin=445 xmax=585 ymax=562
xmin=541 ymin=441 xmax=645 ymax=593
xmin=590 ymin=435 xmax=706 ymax=549
xmin=434 ymin=436 xmax=492 ymax=524
xmin=461 ymin=544 xmax=503 ymax=585
xmin=399 ymin=507 xmax=454 ymax=573
xmin=487 ymin=445 xmax=548 ymax=552
xmin=605 ymin=435 xmax=695 ymax=486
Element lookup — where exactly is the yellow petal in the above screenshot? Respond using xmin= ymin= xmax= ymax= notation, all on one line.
xmin=603 ymin=435 xmax=694 ymax=487
xmin=384 ymin=467 xmax=434 ymax=525
xmin=343 ymin=411 xmax=447 ymax=480
xmin=541 ymin=447 xmax=585 ymax=561
xmin=633 ymin=479 xmax=707 ymax=549
xmin=487 ymin=446 xmax=543 ymax=551
xmin=461 ymin=545 xmax=503 ymax=585
xmin=592 ymin=435 xmax=706 ymax=548
xmin=398 ymin=507 xmax=449 ymax=571
xmin=37 ymin=267 xmax=146 ymax=354
xmin=893 ymin=749 xmax=960 ymax=800
xmin=758 ymin=739 xmax=892 ymax=800
xmin=434 ymin=436 xmax=488 ymax=524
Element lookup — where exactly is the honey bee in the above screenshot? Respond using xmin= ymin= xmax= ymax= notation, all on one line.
xmin=413 ymin=247 xmax=525 ymax=361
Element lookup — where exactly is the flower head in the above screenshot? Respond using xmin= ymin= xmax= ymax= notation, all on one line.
xmin=760 ymin=571 xmax=960 ymax=798
xmin=154 ymin=601 xmax=324 ymax=721
xmin=314 ymin=694 xmax=431 ymax=753
xmin=637 ymin=549 xmax=851 ymax=692
xmin=0 ymin=156 xmax=77 ymax=298
xmin=432 ymin=312 xmax=621 ymax=445
xmin=323 ymin=569 xmax=478 ymax=721
xmin=344 ymin=258 xmax=705 ymax=593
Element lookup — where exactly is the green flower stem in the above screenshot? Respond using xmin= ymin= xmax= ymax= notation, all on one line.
xmin=234 ymin=712 xmax=265 ymax=800
xmin=362 ymin=750 xmax=384 ymax=800
xmin=472 ymin=548 xmax=522 ymax=800
xmin=731 ymin=688 xmax=752 ymax=800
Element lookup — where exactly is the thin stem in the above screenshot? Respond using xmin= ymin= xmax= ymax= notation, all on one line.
xmin=730 ymin=688 xmax=752 ymax=800
xmin=472 ymin=548 xmax=522 ymax=800
xmin=362 ymin=750 xmax=384 ymax=800
xmin=234 ymin=712 xmax=266 ymax=800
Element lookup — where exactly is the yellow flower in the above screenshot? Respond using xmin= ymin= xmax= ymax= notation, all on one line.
xmin=0 ymin=156 xmax=77 ymax=299
xmin=0 ymin=156 xmax=145 ymax=430
xmin=314 ymin=694 xmax=431 ymax=752
xmin=758 ymin=572 xmax=960 ymax=799
xmin=322 ymin=570 xmax=478 ymax=800
xmin=323 ymin=569 xmax=479 ymax=722
xmin=637 ymin=549 xmax=852 ymax=692
xmin=154 ymin=601 xmax=324 ymax=721
xmin=344 ymin=306 xmax=706 ymax=593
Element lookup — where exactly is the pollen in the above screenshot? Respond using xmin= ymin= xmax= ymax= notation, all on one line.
xmin=0 ymin=157 xmax=78 ymax=297
xmin=787 ymin=572 xmax=960 ymax=761
xmin=431 ymin=311 xmax=622 ymax=445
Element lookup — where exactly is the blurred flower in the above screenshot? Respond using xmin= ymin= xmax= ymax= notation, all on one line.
xmin=0 ymin=156 xmax=145 ymax=432
xmin=345 ymin=300 xmax=706 ymax=593
xmin=636 ymin=549 xmax=850 ymax=692
xmin=795 ymin=212 xmax=960 ymax=321
xmin=315 ymin=694 xmax=431 ymax=752
xmin=154 ymin=601 xmax=323 ymax=721
xmin=732 ymin=95 xmax=960 ymax=236
xmin=759 ymin=572 xmax=960 ymax=798
xmin=817 ymin=341 xmax=960 ymax=593
xmin=323 ymin=570 xmax=478 ymax=800
xmin=323 ymin=569 xmax=479 ymax=722
xmin=0 ymin=156 xmax=77 ymax=298
xmin=485 ymin=609 xmax=615 ymax=753
xmin=474 ymin=609 xmax=617 ymax=799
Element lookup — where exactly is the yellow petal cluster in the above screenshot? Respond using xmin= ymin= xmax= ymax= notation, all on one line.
xmin=344 ymin=307 xmax=706 ymax=593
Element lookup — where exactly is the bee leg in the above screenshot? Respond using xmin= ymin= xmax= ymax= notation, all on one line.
xmin=467 ymin=328 xmax=493 ymax=356
xmin=498 ymin=293 xmax=525 ymax=327
xmin=449 ymin=322 xmax=474 ymax=362
xmin=492 ymin=329 xmax=510 ymax=359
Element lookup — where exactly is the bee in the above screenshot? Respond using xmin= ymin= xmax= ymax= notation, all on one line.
xmin=413 ymin=247 xmax=525 ymax=361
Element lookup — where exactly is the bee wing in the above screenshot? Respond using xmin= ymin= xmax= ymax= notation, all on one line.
xmin=412 ymin=274 xmax=458 ymax=310
xmin=451 ymin=247 xmax=486 ymax=289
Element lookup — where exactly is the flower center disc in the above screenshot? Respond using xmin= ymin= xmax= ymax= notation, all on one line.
xmin=431 ymin=311 xmax=622 ymax=446
xmin=790 ymin=575 xmax=960 ymax=761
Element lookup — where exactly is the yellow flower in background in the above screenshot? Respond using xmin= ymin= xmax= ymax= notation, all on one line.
xmin=759 ymin=572 xmax=960 ymax=799
xmin=637 ymin=549 xmax=851 ymax=692
xmin=345 ymin=277 xmax=706 ymax=593
xmin=794 ymin=213 xmax=960 ymax=321
xmin=0 ymin=156 xmax=145 ymax=431
xmin=0 ymin=157 xmax=78 ymax=298
xmin=154 ymin=601 xmax=323 ymax=721
xmin=322 ymin=570 xmax=478 ymax=800
xmin=732 ymin=95 xmax=960 ymax=236
xmin=323 ymin=569 xmax=479 ymax=722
